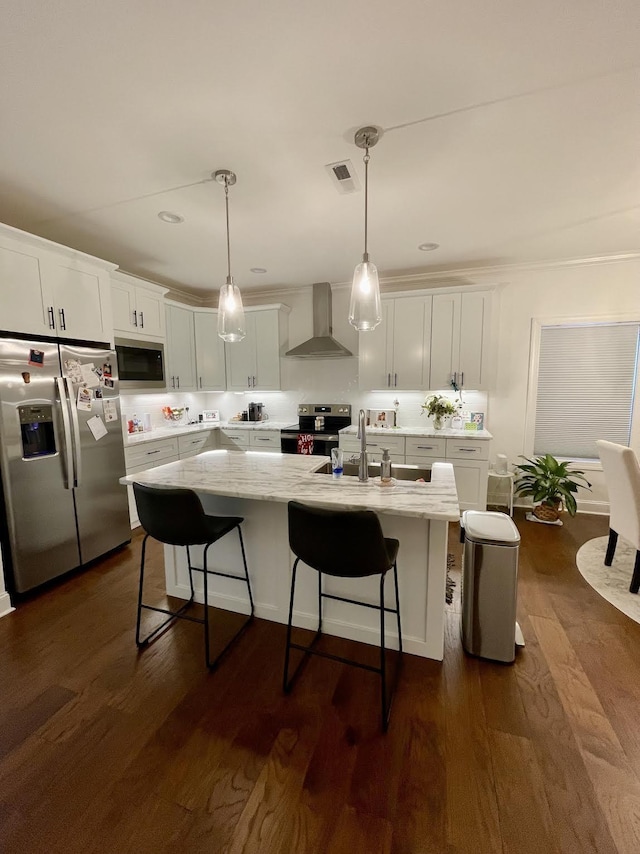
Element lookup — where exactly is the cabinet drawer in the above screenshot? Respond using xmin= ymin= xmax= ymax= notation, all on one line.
xmin=340 ymin=434 xmax=405 ymax=454
xmin=249 ymin=431 xmax=280 ymax=451
xmin=219 ymin=430 xmax=250 ymax=449
xmin=125 ymin=437 xmax=179 ymax=469
xmin=445 ymin=438 xmax=490 ymax=461
xmin=177 ymin=432 xmax=213 ymax=455
xmin=405 ymin=436 xmax=447 ymax=458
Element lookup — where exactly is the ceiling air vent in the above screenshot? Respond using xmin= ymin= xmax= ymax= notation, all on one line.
xmin=325 ymin=159 xmax=360 ymax=194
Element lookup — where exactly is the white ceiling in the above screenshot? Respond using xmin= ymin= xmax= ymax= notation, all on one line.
xmin=1 ymin=0 xmax=639 ymax=299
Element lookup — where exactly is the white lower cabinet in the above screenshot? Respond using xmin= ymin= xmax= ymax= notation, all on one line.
xmin=340 ymin=432 xmax=490 ymax=511
xmin=248 ymin=431 xmax=281 ymax=452
xmin=178 ymin=431 xmax=217 ymax=459
xmin=339 ymin=434 xmax=405 ymax=465
xmin=217 ymin=428 xmax=281 ymax=453
xmin=124 ymin=437 xmax=180 ymax=527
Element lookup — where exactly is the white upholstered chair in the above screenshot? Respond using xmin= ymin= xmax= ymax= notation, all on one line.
xmin=596 ymin=440 xmax=640 ymax=593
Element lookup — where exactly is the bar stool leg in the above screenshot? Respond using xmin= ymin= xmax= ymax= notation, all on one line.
xmin=135 ymin=534 xmax=149 ymax=647
xmin=237 ymin=526 xmax=255 ymax=617
xmin=136 ymin=535 xmax=194 ymax=648
xmin=283 ymin=559 xmax=299 ymax=692
xmin=380 ymin=571 xmax=388 ymax=732
xmin=393 ymin=562 xmax=403 ymax=656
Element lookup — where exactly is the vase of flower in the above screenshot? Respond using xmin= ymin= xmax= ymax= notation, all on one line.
xmin=421 ymin=394 xmax=456 ymax=430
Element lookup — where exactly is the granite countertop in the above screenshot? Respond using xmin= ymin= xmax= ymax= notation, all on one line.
xmin=124 ymin=420 xmax=293 ymax=446
xmin=339 ymin=425 xmax=493 ymax=440
xmin=120 ymin=451 xmax=459 ymax=521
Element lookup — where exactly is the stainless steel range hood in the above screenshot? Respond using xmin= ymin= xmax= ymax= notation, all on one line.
xmin=285 ymin=282 xmax=353 ymax=358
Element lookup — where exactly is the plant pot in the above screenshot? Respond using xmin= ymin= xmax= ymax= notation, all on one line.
xmin=533 ymin=501 xmax=562 ymax=522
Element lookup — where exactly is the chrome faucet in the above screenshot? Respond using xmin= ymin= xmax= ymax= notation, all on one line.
xmin=357 ymin=408 xmax=368 ymax=482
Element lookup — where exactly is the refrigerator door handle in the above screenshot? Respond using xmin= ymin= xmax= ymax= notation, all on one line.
xmin=56 ymin=377 xmax=74 ymax=490
xmin=64 ymin=376 xmax=82 ymax=487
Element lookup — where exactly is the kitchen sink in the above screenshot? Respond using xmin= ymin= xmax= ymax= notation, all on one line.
xmin=313 ymin=461 xmax=431 ymax=482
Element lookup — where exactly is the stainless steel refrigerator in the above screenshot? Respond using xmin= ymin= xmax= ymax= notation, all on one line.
xmin=0 ymin=336 xmax=130 ymax=593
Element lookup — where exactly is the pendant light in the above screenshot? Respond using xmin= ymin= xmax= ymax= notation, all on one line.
xmin=214 ymin=169 xmax=246 ymax=343
xmin=348 ymin=126 xmax=382 ymax=332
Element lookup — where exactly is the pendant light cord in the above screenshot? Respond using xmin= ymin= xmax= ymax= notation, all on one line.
xmin=224 ymin=178 xmax=232 ymax=282
xmin=363 ymin=145 xmax=370 ymax=259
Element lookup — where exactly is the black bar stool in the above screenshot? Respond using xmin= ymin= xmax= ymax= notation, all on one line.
xmin=133 ymin=482 xmax=254 ymax=669
xmin=283 ymin=500 xmax=403 ymax=731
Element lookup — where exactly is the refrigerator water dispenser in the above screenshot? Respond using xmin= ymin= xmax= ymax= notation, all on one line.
xmin=19 ymin=404 xmax=56 ymax=459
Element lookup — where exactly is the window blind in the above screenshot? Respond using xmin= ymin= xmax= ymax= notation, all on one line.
xmin=534 ymin=323 xmax=639 ymax=460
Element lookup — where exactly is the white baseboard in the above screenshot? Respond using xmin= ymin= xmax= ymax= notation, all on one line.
xmin=0 ymin=591 xmax=15 ymax=618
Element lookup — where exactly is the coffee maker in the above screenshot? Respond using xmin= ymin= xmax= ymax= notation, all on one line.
xmin=248 ymin=402 xmax=264 ymax=422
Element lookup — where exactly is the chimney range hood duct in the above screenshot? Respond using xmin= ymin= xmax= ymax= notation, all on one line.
xmin=285 ymin=282 xmax=353 ymax=358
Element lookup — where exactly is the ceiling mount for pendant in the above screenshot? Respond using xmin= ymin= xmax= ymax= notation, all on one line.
xmin=213 ymin=169 xmax=237 ymax=187
xmin=354 ymin=126 xmax=380 ymax=150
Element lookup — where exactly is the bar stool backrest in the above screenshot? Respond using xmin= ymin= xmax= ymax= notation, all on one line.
xmin=133 ymin=483 xmax=212 ymax=546
xmin=288 ymin=500 xmax=391 ymax=577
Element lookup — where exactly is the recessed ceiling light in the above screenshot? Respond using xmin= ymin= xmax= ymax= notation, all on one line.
xmin=418 ymin=242 xmax=439 ymax=252
xmin=250 ymin=267 xmax=267 ymax=274
xmin=158 ymin=211 xmax=184 ymax=224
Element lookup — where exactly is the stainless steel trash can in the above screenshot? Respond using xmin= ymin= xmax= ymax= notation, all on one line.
xmin=461 ymin=510 xmax=521 ymax=663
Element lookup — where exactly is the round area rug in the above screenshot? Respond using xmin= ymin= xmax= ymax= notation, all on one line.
xmin=576 ymin=536 xmax=640 ymax=624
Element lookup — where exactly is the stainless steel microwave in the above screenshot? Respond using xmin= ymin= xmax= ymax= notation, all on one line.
xmin=114 ymin=337 xmax=165 ymax=390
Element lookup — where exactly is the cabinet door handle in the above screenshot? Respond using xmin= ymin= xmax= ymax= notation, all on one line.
xmin=255 ymin=437 xmax=270 ymax=442
xmin=417 ymin=445 xmax=435 ymax=450
xmin=171 ymin=376 xmax=175 ymax=388
xmin=133 ymin=309 xmax=138 ymax=327
xmin=461 ymin=372 xmax=464 ymax=387
xmin=247 ymin=376 xmax=251 ymax=387
xmin=139 ymin=311 xmax=144 ymax=328
xmin=394 ymin=373 xmax=397 ymax=387
xmin=177 ymin=376 xmax=180 ymax=389
xmin=59 ymin=308 xmax=66 ymax=330
xmin=457 ymin=447 xmax=478 ymax=453
xmin=253 ymin=376 xmax=257 ymax=387
xmin=48 ymin=306 xmax=55 ymax=329
xmin=387 ymin=373 xmax=391 ymax=387
xmin=147 ymin=450 xmax=161 ymax=456
xmin=367 ymin=443 xmax=378 ymax=447
xmin=199 ymin=376 xmax=202 ymax=388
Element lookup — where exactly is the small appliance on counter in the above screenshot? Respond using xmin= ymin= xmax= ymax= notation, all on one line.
xmin=248 ymin=402 xmax=264 ymax=422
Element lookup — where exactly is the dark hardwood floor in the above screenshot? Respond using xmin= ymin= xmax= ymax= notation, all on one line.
xmin=2 ymin=509 xmax=640 ymax=853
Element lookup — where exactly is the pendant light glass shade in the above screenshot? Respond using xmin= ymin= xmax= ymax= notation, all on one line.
xmin=214 ymin=169 xmax=246 ymax=343
xmin=217 ymin=277 xmax=245 ymax=343
xmin=348 ymin=257 xmax=381 ymax=331
xmin=349 ymin=126 xmax=382 ymax=332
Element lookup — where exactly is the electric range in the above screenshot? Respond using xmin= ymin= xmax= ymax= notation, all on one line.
xmin=280 ymin=403 xmax=352 ymax=455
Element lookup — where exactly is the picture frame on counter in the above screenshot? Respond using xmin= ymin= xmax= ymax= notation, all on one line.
xmin=367 ymin=409 xmax=397 ymax=428
xmin=200 ymin=409 xmax=220 ymax=423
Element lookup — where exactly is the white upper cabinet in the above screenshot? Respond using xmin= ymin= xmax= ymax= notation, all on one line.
xmin=359 ymin=294 xmax=432 ymax=390
xmin=165 ymin=303 xmax=197 ymax=391
xmin=111 ymin=271 xmax=168 ymax=340
xmin=193 ymin=309 xmax=226 ymax=391
xmin=0 ymin=223 xmax=115 ymax=343
xmin=225 ymin=305 xmax=289 ymax=391
xmin=429 ymin=290 xmax=493 ymax=390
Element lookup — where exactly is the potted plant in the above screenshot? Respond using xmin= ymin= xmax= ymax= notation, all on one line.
xmin=421 ymin=394 xmax=456 ymax=430
xmin=514 ymin=454 xmax=591 ymax=522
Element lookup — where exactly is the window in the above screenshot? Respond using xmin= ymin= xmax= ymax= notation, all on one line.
xmin=533 ymin=322 xmax=639 ymax=460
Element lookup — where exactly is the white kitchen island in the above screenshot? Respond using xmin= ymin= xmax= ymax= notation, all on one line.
xmin=120 ymin=451 xmax=459 ymax=661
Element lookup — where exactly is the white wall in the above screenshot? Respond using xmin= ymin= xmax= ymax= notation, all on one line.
xmin=483 ymin=258 xmax=640 ymax=512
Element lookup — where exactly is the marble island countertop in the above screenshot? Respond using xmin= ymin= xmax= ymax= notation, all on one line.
xmin=339 ymin=424 xmax=493 ymax=440
xmin=120 ymin=450 xmax=460 ymax=521
xmin=124 ymin=420 xmax=293 ymax=446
